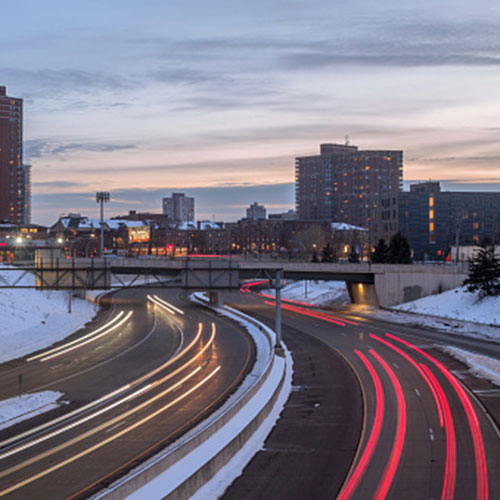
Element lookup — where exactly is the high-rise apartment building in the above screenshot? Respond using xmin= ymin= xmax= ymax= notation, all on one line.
xmin=246 ymin=202 xmax=266 ymax=220
xmin=162 ymin=193 xmax=194 ymax=223
xmin=295 ymin=143 xmax=402 ymax=243
xmin=0 ymin=86 xmax=29 ymax=224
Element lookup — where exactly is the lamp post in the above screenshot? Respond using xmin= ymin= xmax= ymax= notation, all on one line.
xmin=96 ymin=192 xmax=110 ymax=257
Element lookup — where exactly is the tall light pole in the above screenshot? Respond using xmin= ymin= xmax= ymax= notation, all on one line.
xmin=96 ymin=192 xmax=110 ymax=256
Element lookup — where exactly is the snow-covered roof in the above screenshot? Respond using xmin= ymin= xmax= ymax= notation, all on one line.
xmin=331 ymin=222 xmax=367 ymax=232
xmin=58 ymin=216 xmax=147 ymax=231
xmin=175 ymin=221 xmax=225 ymax=230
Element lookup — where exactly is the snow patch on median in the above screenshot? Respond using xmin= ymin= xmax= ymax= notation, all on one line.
xmin=192 ymin=341 xmax=292 ymax=500
xmin=442 ymin=347 xmax=500 ymax=388
xmin=0 ymin=391 xmax=63 ymax=431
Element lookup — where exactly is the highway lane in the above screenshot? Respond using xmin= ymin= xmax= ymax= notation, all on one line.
xmin=230 ymin=289 xmax=500 ymax=499
xmin=0 ymin=289 xmax=254 ymax=499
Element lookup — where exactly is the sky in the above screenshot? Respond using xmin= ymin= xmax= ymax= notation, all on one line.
xmin=2 ymin=0 xmax=500 ymax=224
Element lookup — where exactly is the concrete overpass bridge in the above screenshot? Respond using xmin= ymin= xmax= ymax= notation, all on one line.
xmin=4 ymin=254 xmax=468 ymax=308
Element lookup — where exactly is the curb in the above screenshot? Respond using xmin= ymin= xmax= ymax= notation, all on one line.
xmin=93 ymin=293 xmax=291 ymax=499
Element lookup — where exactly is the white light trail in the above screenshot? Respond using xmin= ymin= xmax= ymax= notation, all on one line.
xmin=39 ymin=311 xmax=133 ymax=362
xmin=26 ymin=311 xmax=126 ymax=362
xmin=152 ymin=295 xmax=185 ymax=315
xmin=0 ymin=366 xmax=221 ymax=495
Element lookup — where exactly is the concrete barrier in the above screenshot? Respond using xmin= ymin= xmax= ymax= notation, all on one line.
xmin=94 ymin=293 xmax=291 ymax=500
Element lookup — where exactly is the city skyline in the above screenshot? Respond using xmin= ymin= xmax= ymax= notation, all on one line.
xmin=2 ymin=0 xmax=500 ymax=224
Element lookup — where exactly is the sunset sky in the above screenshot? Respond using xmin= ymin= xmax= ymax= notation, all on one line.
xmin=2 ymin=0 xmax=500 ymax=224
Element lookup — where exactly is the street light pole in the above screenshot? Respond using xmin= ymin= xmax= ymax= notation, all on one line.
xmin=96 ymin=192 xmax=110 ymax=257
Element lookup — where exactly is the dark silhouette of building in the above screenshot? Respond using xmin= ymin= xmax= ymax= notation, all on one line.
xmin=399 ymin=181 xmax=500 ymax=260
xmin=295 ymin=142 xmax=402 ymax=243
xmin=0 ymin=86 xmax=29 ymax=223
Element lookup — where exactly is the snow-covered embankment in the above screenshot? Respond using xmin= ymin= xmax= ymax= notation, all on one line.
xmin=93 ymin=292 xmax=292 ymax=499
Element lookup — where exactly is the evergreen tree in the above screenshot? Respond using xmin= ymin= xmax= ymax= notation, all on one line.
xmin=321 ymin=243 xmax=335 ymax=263
xmin=463 ymin=237 xmax=500 ymax=298
xmin=371 ymin=239 xmax=391 ymax=263
xmin=311 ymin=251 xmax=319 ymax=263
xmin=389 ymin=232 xmax=413 ymax=264
xmin=348 ymin=246 xmax=360 ymax=263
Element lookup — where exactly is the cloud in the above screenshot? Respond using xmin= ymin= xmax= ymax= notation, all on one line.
xmin=1 ymin=68 xmax=132 ymax=98
xmin=24 ymin=139 xmax=137 ymax=159
xmin=51 ymin=142 xmax=137 ymax=154
xmin=32 ymin=180 xmax=85 ymax=188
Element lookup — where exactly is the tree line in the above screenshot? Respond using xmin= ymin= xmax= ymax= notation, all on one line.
xmin=312 ymin=232 xmax=412 ymax=264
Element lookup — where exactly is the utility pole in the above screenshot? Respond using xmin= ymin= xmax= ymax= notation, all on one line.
xmin=96 ymin=192 xmax=110 ymax=256
xmin=275 ymin=269 xmax=282 ymax=350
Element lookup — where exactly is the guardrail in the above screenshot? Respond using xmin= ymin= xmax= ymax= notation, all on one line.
xmin=94 ymin=293 xmax=291 ymax=499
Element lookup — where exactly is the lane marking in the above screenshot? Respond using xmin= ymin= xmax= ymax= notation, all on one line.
xmin=147 ymin=295 xmax=177 ymax=315
xmin=338 ymin=350 xmax=385 ymax=500
xmin=152 ymin=295 xmax=185 ymax=315
xmin=26 ymin=312 xmax=126 ymax=362
xmin=0 ymin=366 xmax=221 ymax=497
xmin=39 ymin=312 xmax=134 ymax=362
xmin=370 ymin=334 xmax=444 ymax=428
xmin=370 ymin=350 xmax=407 ymax=500
xmin=0 ymin=319 xmax=204 ymax=450
xmin=386 ymin=333 xmax=488 ymax=500
xmin=421 ymin=364 xmax=457 ymax=500
xmin=415 ymin=388 xmax=421 ymax=397
xmin=429 ymin=428 xmax=435 ymax=441
xmin=263 ymin=301 xmax=346 ymax=327
xmin=0 ymin=324 xmax=216 ymax=460
xmin=370 ymin=333 xmax=456 ymax=500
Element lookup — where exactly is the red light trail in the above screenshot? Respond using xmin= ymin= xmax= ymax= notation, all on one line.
xmin=338 ymin=350 xmax=385 ymax=500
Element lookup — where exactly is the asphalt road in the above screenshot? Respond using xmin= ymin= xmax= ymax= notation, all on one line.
xmin=224 ymin=290 xmax=500 ymax=500
xmin=0 ymin=288 xmax=254 ymax=499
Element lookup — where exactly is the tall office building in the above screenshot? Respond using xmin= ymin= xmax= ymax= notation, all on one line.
xmin=295 ymin=142 xmax=403 ymax=243
xmin=162 ymin=193 xmax=195 ymax=223
xmin=0 ymin=86 xmax=29 ymax=223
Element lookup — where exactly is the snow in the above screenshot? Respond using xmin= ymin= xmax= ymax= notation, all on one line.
xmin=175 ymin=220 xmax=224 ymax=230
xmin=443 ymin=347 xmax=500 ymax=388
xmin=393 ymin=287 xmax=500 ymax=327
xmin=192 ymin=346 xmax=292 ymax=500
xmin=359 ymin=287 xmax=500 ymax=343
xmin=263 ymin=280 xmax=350 ymax=306
xmin=0 ymin=265 xmax=97 ymax=362
xmin=331 ymin=222 xmax=367 ymax=231
xmin=0 ymin=391 xmax=63 ymax=431
xmin=95 ymin=294 xmax=291 ymax=500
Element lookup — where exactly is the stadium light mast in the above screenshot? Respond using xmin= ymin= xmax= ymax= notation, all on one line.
xmin=96 ymin=192 xmax=110 ymax=256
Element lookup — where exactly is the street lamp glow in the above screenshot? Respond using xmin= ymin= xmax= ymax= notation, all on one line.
xmin=57 ymin=237 xmax=64 ymax=244
xmin=15 ymin=236 xmax=23 ymax=244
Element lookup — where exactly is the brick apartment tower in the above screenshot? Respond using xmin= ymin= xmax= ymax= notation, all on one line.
xmin=295 ymin=143 xmax=402 ymax=244
xmin=0 ymin=85 xmax=29 ymax=224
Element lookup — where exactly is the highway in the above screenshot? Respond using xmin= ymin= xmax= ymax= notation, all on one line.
xmin=0 ymin=288 xmax=254 ymax=499
xmin=226 ymin=284 xmax=500 ymax=500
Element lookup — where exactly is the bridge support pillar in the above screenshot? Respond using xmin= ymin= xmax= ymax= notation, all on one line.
xmin=274 ymin=269 xmax=283 ymax=352
xmin=208 ymin=291 xmax=223 ymax=306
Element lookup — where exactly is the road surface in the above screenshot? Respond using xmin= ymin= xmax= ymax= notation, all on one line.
xmin=225 ymin=289 xmax=500 ymax=500
xmin=0 ymin=288 xmax=253 ymax=499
